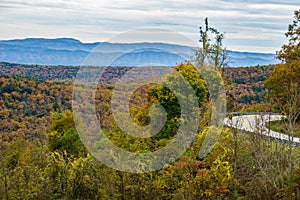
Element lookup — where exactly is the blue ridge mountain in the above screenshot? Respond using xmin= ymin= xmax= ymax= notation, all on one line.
xmin=0 ymin=38 xmax=279 ymax=67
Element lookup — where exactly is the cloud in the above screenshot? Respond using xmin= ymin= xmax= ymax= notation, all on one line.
xmin=0 ymin=0 xmax=298 ymax=52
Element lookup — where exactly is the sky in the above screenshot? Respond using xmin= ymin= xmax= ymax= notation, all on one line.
xmin=0 ymin=0 xmax=299 ymax=53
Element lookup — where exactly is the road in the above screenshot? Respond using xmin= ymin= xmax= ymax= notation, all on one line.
xmin=224 ymin=113 xmax=300 ymax=145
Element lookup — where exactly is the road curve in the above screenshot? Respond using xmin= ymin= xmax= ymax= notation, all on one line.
xmin=224 ymin=114 xmax=300 ymax=145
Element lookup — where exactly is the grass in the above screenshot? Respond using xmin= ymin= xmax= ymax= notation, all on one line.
xmin=266 ymin=120 xmax=300 ymax=138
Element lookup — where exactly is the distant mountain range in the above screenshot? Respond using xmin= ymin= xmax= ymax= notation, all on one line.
xmin=0 ymin=38 xmax=280 ymax=67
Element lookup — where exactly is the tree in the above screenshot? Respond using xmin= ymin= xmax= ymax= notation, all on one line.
xmin=146 ymin=63 xmax=208 ymax=140
xmin=277 ymin=10 xmax=300 ymax=63
xmin=48 ymin=110 xmax=86 ymax=157
xmin=265 ymin=9 xmax=300 ymax=177
xmin=194 ymin=18 xmax=228 ymax=71
xmin=265 ymin=9 xmax=300 ymax=123
xmin=149 ymin=63 xmax=208 ymax=119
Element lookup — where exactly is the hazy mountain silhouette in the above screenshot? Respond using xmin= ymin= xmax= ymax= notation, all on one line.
xmin=0 ymin=38 xmax=279 ymax=67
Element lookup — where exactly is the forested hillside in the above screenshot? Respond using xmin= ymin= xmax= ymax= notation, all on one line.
xmin=1 ymin=63 xmax=299 ymax=199
xmin=0 ymin=62 xmax=274 ymax=109
xmin=225 ymin=65 xmax=274 ymax=110
xmin=0 ymin=75 xmax=73 ymax=149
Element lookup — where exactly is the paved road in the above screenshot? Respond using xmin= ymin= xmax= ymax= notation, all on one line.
xmin=224 ymin=114 xmax=300 ymax=145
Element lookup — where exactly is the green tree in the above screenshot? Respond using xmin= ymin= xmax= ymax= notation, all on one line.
xmin=265 ymin=9 xmax=300 ymax=179
xmin=265 ymin=9 xmax=300 ymax=123
xmin=194 ymin=18 xmax=228 ymax=71
xmin=148 ymin=63 xmax=208 ymax=140
xmin=53 ymin=99 xmax=61 ymax=112
xmin=277 ymin=10 xmax=300 ymax=63
xmin=149 ymin=63 xmax=208 ymax=119
xmin=48 ymin=110 xmax=86 ymax=157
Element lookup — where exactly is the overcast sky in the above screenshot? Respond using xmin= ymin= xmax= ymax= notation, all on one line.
xmin=0 ymin=0 xmax=299 ymax=52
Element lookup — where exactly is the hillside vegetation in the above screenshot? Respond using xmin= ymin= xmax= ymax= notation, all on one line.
xmin=0 ymin=62 xmax=274 ymax=109
xmin=0 ymin=62 xmax=299 ymax=199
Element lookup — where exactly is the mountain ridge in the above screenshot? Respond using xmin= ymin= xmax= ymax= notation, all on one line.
xmin=0 ymin=38 xmax=280 ymax=67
